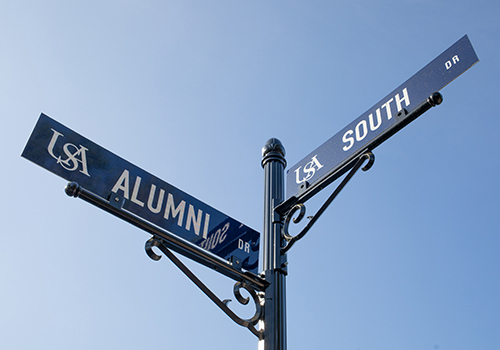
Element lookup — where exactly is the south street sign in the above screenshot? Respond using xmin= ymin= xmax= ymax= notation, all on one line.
xmin=285 ymin=35 xmax=479 ymax=207
xmin=22 ymin=114 xmax=260 ymax=275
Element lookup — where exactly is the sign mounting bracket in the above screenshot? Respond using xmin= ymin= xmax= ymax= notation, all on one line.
xmin=145 ymin=236 xmax=264 ymax=339
xmin=279 ymin=151 xmax=375 ymax=254
xmin=64 ymin=182 xmax=269 ymax=292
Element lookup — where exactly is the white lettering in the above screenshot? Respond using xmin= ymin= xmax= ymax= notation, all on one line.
xmin=395 ymin=88 xmax=410 ymax=112
xmin=219 ymin=223 xmax=229 ymax=243
xmin=294 ymin=155 xmax=324 ymax=184
xmin=58 ymin=143 xmax=89 ymax=175
xmin=368 ymin=110 xmax=382 ymax=131
xmin=382 ymin=98 xmax=394 ymax=120
xmin=47 ymin=129 xmax=64 ymax=159
xmin=200 ymin=232 xmax=212 ymax=250
xmin=342 ymin=130 xmax=355 ymax=151
xmin=355 ymin=120 xmax=368 ymax=141
xmin=446 ymin=55 xmax=460 ymax=70
xmin=111 ymin=175 xmax=214 ymax=240
xmin=131 ymin=176 xmax=145 ymax=207
xmin=210 ymin=228 xmax=220 ymax=249
xmin=294 ymin=166 xmax=303 ymax=184
xmin=47 ymin=128 xmax=90 ymax=176
xmin=147 ymin=184 xmax=165 ymax=214
xmin=59 ymin=144 xmax=80 ymax=172
xmin=200 ymin=223 xmax=229 ymax=250
xmin=238 ymin=239 xmax=251 ymax=253
xmin=341 ymin=88 xmax=411 ymax=152
xmin=75 ymin=146 xmax=90 ymax=176
xmin=164 ymin=193 xmax=185 ymax=227
xmin=111 ymin=170 xmax=130 ymax=199
xmin=302 ymin=162 xmax=315 ymax=182
xmin=303 ymin=155 xmax=323 ymax=179
xmin=186 ymin=204 xmax=202 ymax=235
xmin=203 ymin=213 xmax=210 ymax=239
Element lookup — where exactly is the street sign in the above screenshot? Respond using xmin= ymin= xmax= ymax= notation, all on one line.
xmin=285 ymin=35 xmax=479 ymax=205
xmin=22 ymin=114 xmax=260 ymax=274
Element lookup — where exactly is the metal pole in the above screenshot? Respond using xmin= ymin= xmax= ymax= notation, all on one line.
xmin=260 ymin=138 xmax=287 ymax=350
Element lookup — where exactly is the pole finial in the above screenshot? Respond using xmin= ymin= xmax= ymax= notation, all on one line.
xmin=261 ymin=138 xmax=286 ymax=168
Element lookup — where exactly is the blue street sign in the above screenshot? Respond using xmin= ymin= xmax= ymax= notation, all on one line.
xmin=286 ymin=35 xmax=479 ymax=203
xmin=22 ymin=114 xmax=260 ymax=274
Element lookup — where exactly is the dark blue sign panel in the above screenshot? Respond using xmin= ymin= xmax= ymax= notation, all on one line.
xmin=287 ymin=35 xmax=479 ymax=201
xmin=22 ymin=114 xmax=259 ymax=274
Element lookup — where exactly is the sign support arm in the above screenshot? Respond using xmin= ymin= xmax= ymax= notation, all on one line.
xmin=145 ymin=237 xmax=264 ymax=339
xmin=280 ymin=152 xmax=375 ymax=254
xmin=64 ymin=182 xmax=268 ymax=291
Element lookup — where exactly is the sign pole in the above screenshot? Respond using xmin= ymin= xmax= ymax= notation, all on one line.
xmin=261 ymin=138 xmax=287 ymax=350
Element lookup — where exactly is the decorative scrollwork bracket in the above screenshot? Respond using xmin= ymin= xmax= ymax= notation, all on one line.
xmin=145 ymin=237 xmax=264 ymax=339
xmin=281 ymin=152 xmax=375 ymax=254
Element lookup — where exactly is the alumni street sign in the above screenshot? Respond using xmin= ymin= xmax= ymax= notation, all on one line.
xmin=22 ymin=114 xmax=260 ymax=276
xmin=285 ymin=35 xmax=479 ymax=208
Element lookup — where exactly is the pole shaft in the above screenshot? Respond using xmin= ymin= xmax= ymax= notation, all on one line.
xmin=260 ymin=138 xmax=287 ymax=350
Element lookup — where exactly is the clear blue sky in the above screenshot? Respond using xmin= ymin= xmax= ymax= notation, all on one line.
xmin=2 ymin=1 xmax=499 ymax=349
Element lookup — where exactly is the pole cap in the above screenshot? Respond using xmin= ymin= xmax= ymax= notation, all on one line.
xmin=262 ymin=138 xmax=286 ymax=167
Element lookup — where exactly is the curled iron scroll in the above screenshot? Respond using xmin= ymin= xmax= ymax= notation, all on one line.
xmin=223 ymin=281 xmax=262 ymax=326
xmin=145 ymin=237 xmax=263 ymax=339
xmin=283 ymin=203 xmax=307 ymax=243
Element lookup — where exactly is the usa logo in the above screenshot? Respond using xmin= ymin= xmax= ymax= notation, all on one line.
xmin=47 ymin=128 xmax=90 ymax=177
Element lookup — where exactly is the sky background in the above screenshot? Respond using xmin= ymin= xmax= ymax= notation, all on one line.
xmin=1 ymin=1 xmax=499 ymax=349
